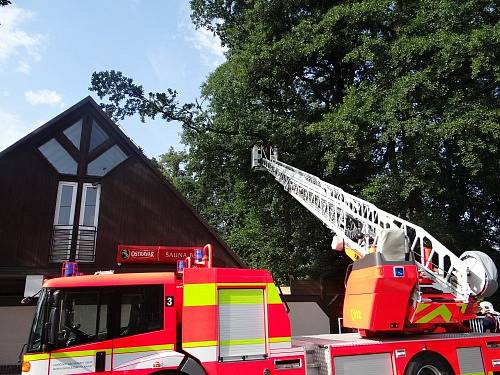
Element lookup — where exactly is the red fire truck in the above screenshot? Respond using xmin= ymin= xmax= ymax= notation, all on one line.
xmin=21 ymin=148 xmax=500 ymax=375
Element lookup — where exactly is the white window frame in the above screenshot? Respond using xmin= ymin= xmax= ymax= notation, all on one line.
xmin=79 ymin=183 xmax=101 ymax=228
xmin=76 ymin=183 xmax=100 ymax=263
xmin=54 ymin=181 xmax=78 ymax=227
xmin=51 ymin=181 xmax=78 ymax=263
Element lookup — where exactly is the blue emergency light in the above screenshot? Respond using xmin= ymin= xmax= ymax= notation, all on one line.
xmin=61 ymin=261 xmax=79 ymax=277
xmin=177 ymin=260 xmax=186 ymax=273
xmin=195 ymin=248 xmax=204 ymax=262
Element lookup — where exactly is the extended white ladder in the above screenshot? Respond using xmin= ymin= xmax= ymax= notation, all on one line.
xmin=252 ymin=146 xmax=477 ymax=302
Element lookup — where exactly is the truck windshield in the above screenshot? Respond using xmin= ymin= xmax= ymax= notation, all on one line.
xmin=27 ymin=288 xmax=49 ymax=352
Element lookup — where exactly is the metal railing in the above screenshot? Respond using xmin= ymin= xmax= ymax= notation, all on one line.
xmin=468 ymin=317 xmax=484 ymax=333
xmin=50 ymin=226 xmax=97 ymax=263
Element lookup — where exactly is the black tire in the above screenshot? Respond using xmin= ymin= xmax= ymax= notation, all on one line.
xmin=405 ymin=352 xmax=454 ymax=375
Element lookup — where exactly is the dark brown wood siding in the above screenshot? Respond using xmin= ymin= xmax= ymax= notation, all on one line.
xmin=0 ymin=145 xmax=59 ymax=267
xmin=0 ymin=98 xmax=242 ymax=280
xmin=95 ymin=156 xmax=238 ymax=271
xmin=0 ymin=147 xmax=239 ymax=272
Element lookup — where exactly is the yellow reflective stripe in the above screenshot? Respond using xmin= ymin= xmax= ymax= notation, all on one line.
xmin=51 ymin=349 xmax=111 ymax=358
xmin=219 ymin=338 xmax=265 ymax=346
xmin=219 ymin=289 xmax=263 ymax=305
xmin=461 ymin=372 xmax=485 ymax=375
xmin=416 ymin=305 xmax=452 ymax=323
xmin=183 ymin=340 xmax=217 ymax=348
xmin=415 ymin=303 xmax=430 ymax=314
xmin=24 ymin=353 xmax=49 ymax=361
xmin=184 ymin=283 xmax=216 ymax=306
xmin=184 ymin=283 xmax=283 ymax=306
xmin=114 ymin=344 xmax=174 ymax=354
xmin=269 ymin=337 xmax=291 ymax=343
xmin=266 ymin=284 xmax=282 ymax=304
xmin=217 ymin=283 xmax=267 ymax=287
xmin=460 ymin=303 xmax=468 ymax=313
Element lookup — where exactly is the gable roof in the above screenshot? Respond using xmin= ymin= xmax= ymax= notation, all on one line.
xmin=0 ymin=96 xmax=246 ymax=268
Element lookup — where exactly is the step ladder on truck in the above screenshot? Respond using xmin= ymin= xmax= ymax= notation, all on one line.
xmin=20 ymin=148 xmax=500 ymax=375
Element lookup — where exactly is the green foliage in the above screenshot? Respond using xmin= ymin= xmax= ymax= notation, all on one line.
xmin=90 ymin=0 xmax=499 ymax=281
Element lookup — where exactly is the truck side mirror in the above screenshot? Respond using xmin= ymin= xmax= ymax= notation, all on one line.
xmin=46 ymin=291 xmax=61 ymax=346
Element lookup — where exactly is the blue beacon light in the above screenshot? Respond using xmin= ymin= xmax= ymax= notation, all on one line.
xmin=177 ymin=260 xmax=186 ymax=273
xmin=195 ymin=249 xmax=204 ymax=263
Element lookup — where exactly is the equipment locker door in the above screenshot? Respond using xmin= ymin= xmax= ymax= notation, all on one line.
xmin=218 ymin=288 xmax=267 ymax=360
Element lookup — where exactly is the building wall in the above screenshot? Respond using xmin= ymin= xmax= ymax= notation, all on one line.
xmin=0 ymin=123 xmax=240 ymax=272
xmin=95 ymin=157 xmax=237 ymax=269
xmin=287 ymin=302 xmax=330 ymax=336
xmin=0 ymin=306 xmax=36 ymax=365
xmin=0 ymin=146 xmax=58 ymax=268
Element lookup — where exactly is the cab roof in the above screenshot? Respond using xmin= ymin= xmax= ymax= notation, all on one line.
xmin=44 ymin=272 xmax=175 ymax=288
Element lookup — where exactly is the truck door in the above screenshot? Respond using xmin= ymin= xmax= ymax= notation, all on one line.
xmin=111 ymin=285 xmax=184 ymax=373
xmin=49 ymin=289 xmax=112 ymax=374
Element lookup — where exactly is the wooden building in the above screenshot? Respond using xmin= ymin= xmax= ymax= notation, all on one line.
xmin=0 ymin=96 xmax=244 ymax=367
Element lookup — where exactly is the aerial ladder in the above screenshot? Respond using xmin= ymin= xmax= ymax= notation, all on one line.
xmin=252 ymin=145 xmax=498 ymax=335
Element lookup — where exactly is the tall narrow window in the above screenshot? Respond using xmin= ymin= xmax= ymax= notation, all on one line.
xmin=80 ymin=184 xmax=100 ymax=227
xmin=51 ymin=182 xmax=78 ymax=262
xmin=76 ymin=184 xmax=100 ymax=263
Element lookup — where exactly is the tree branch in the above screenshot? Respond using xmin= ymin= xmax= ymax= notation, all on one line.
xmin=89 ymin=70 xmax=266 ymax=141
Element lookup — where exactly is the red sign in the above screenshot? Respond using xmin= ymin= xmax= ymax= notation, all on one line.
xmin=117 ymin=245 xmax=200 ymax=264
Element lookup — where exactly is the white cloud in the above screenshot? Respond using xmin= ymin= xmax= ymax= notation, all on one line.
xmin=17 ymin=60 xmax=30 ymax=74
xmin=188 ymin=27 xmax=227 ymax=68
xmin=0 ymin=108 xmax=38 ymax=152
xmin=0 ymin=6 xmax=44 ymax=69
xmin=25 ymin=90 xmax=64 ymax=107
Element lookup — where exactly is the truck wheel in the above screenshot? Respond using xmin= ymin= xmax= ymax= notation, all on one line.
xmin=405 ymin=352 xmax=454 ymax=375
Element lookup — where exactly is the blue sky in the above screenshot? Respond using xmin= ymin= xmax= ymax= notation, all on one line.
xmin=0 ymin=1 xmax=225 ymax=157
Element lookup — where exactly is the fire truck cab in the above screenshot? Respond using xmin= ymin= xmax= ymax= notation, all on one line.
xmin=22 ymin=266 xmax=304 ymax=375
xmin=22 ymin=262 xmax=500 ymax=375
